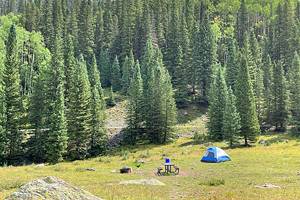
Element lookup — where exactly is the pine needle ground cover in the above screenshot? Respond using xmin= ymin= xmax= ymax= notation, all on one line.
xmin=1 ymin=135 xmax=300 ymax=200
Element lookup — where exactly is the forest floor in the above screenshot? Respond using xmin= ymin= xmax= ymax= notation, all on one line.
xmin=1 ymin=101 xmax=300 ymax=199
xmin=1 ymin=134 xmax=300 ymax=199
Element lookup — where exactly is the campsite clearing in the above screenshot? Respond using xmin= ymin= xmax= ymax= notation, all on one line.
xmin=1 ymin=134 xmax=300 ymax=200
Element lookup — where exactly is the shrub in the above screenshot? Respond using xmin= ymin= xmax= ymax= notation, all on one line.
xmin=199 ymin=179 xmax=225 ymax=186
xmin=193 ymin=132 xmax=208 ymax=144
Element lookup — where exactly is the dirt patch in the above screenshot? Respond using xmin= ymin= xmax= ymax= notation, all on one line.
xmin=119 ymin=179 xmax=165 ymax=186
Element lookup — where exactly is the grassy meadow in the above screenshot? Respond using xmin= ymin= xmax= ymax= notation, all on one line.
xmin=1 ymin=134 xmax=300 ymax=200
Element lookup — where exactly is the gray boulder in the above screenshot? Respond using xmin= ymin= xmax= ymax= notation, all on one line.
xmin=6 ymin=176 xmax=103 ymax=200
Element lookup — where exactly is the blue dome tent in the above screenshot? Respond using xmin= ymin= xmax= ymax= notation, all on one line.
xmin=201 ymin=147 xmax=231 ymax=163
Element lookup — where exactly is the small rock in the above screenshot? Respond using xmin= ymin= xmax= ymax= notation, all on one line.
xmin=111 ymin=169 xmax=117 ymax=173
xmin=120 ymin=166 xmax=132 ymax=173
xmin=137 ymin=159 xmax=145 ymax=164
xmin=85 ymin=168 xmax=96 ymax=171
xmin=255 ymin=183 xmax=281 ymax=189
xmin=258 ymin=140 xmax=266 ymax=145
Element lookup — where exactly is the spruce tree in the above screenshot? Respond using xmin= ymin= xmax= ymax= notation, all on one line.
xmin=89 ymin=55 xmax=107 ymax=156
xmin=3 ymin=25 xmax=23 ymax=163
xmin=122 ymin=51 xmax=135 ymax=94
xmin=289 ymin=53 xmax=300 ymax=134
xmin=159 ymin=57 xmax=177 ymax=143
xmin=64 ymin=34 xmax=77 ymax=109
xmin=272 ymin=62 xmax=289 ymax=132
xmin=165 ymin=0 xmax=180 ymax=78
xmin=98 ymin=49 xmax=111 ymax=87
xmin=45 ymin=35 xmax=68 ymax=164
xmin=173 ymin=45 xmax=188 ymax=106
xmin=111 ymin=56 xmax=122 ymax=91
xmin=107 ymin=86 xmax=116 ymax=107
xmin=126 ymin=61 xmax=144 ymax=144
xmin=274 ymin=1 xmax=298 ymax=73
xmin=263 ymin=55 xmax=274 ymax=124
xmin=28 ymin=72 xmax=47 ymax=163
xmin=223 ymin=87 xmax=241 ymax=147
xmin=67 ymin=56 xmax=92 ymax=160
xmin=207 ymin=65 xmax=228 ymax=141
xmin=40 ymin=0 xmax=54 ymax=50
xmin=194 ymin=2 xmax=216 ymax=103
xmin=236 ymin=0 xmax=248 ymax=48
xmin=78 ymin=0 xmax=94 ymax=59
xmin=225 ymin=37 xmax=239 ymax=91
xmin=133 ymin=2 xmax=151 ymax=60
xmin=236 ymin=55 xmax=260 ymax=146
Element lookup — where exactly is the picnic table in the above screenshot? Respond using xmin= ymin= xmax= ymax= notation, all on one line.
xmin=157 ymin=158 xmax=179 ymax=176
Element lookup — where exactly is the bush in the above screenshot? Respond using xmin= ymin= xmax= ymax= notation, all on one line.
xmin=121 ymin=150 xmax=129 ymax=160
xmin=199 ymin=179 xmax=225 ymax=186
xmin=138 ymin=150 xmax=150 ymax=159
xmin=193 ymin=132 xmax=208 ymax=144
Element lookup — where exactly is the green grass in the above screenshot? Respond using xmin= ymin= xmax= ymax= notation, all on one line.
xmin=1 ymin=134 xmax=300 ymax=199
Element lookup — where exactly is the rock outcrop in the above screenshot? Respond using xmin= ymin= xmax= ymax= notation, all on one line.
xmin=6 ymin=176 xmax=103 ymax=200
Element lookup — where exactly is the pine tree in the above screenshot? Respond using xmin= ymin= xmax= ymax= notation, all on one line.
xmin=67 ymin=56 xmax=92 ymax=160
xmin=94 ymin=9 xmax=104 ymax=57
xmin=165 ymin=0 xmax=180 ymax=78
xmin=289 ymin=53 xmax=300 ymax=134
xmin=274 ymin=1 xmax=297 ymax=73
xmin=118 ymin=1 xmax=133 ymax=62
xmin=179 ymin=16 xmax=192 ymax=96
xmin=111 ymin=56 xmax=122 ymax=91
xmin=194 ymin=2 xmax=216 ymax=103
xmin=255 ymin=67 xmax=265 ymax=126
xmin=66 ymin=2 xmax=79 ymax=57
xmin=3 ymin=25 xmax=23 ymax=163
xmin=185 ymin=0 xmax=195 ymax=34
xmin=122 ymin=50 xmax=135 ymax=94
xmin=133 ymin=2 xmax=151 ymax=60
xmin=45 ymin=35 xmax=68 ymax=164
xmin=102 ymin=9 xmax=115 ymax=50
xmin=159 ymin=56 xmax=177 ymax=143
xmin=207 ymin=65 xmax=228 ymax=141
xmin=98 ymin=49 xmax=111 ymax=87
xmin=125 ymin=61 xmax=144 ymax=144
xmin=28 ymin=71 xmax=47 ymax=163
xmin=40 ymin=0 xmax=53 ymax=50
xmin=173 ymin=45 xmax=188 ymax=106
xmin=242 ymin=34 xmax=257 ymax=92
xmin=236 ymin=0 xmax=248 ymax=48
xmin=88 ymin=55 xmax=107 ymax=156
xmin=107 ymin=86 xmax=116 ymax=107
xmin=272 ymin=62 xmax=289 ymax=132
xmin=78 ymin=0 xmax=94 ymax=60
xmin=225 ymin=37 xmax=239 ymax=91
xmin=64 ymin=34 xmax=77 ymax=108
xmin=223 ymin=87 xmax=241 ymax=147
xmin=262 ymin=56 xmax=274 ymax=124
xmin=148 ymin=50 xmax=177 ymax=144
xmin=236 ymin=55 xmax=260 ymax=146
